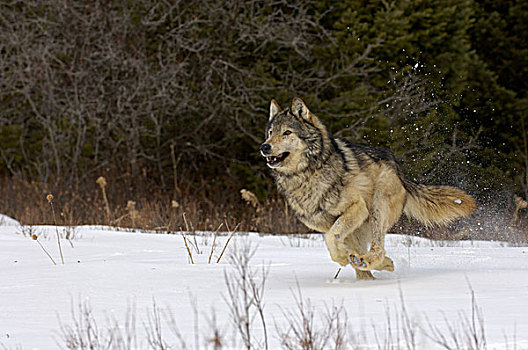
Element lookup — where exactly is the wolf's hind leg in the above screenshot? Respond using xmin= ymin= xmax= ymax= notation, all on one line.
xmin=348 ymin=210 xmax=387 ymax=270
xmin=350 ymin=203 xmax=395 ymax=270
xmin=351 ymin=180 xmax=406 ymax=271
xmin=355 ymin=269 xmax=375 ymax=280
xmin=374 ymin=256 xmax=394 ymax=271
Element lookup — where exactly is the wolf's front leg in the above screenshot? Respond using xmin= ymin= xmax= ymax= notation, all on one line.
xmin=324 ymin=233 xmax=349 ymax=266
xmin=326 ymin=198 xmax=369 ymax=266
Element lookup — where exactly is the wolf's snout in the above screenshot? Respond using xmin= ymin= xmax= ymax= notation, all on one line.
xmin=260 ymin=143 xmax=271 ymax=155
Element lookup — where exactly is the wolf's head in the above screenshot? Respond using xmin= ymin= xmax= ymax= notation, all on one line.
xmin=260 ymin=97 xmax=331 ymax=174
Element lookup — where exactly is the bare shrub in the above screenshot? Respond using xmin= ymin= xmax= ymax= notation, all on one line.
xmin=56 ymin=279 xmax=519 ymax=349
xmin=424 ymin=287 xmax=486 ymax=350
xmin=371 ymin=289 xmax=418 ymax=350
xmin=224 ymin=242 xmax=269 ymax=350
xmin=145 ymin=301 xmax=170 ymax=350
xmin=0 ymin=0 xmax=370 ymax=187
xmin=278 ymin=285 xmax=349 ymax=350
xmin=203 ymin=310 xmax=225 ymax=350
xmin=59 ymin=301 xmax=137 ymax=350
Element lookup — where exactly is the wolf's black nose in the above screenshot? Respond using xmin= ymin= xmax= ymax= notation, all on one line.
xmin=260 ymin=143 xmax=271 ymax=154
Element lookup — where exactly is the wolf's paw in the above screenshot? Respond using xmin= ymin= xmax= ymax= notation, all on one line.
xmin=349 ymin=249 xmax=385 ymax=271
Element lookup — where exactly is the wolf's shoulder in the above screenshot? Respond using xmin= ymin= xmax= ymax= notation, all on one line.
xmin=334 ymin=138 xmax=396 ymax=161
xmin=333 ymin=138 xmax=399 ymax=168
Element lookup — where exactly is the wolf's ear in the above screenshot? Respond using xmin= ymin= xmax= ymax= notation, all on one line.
xmin=291 ymin=97 xmax=312 ymax=123
xmin=269 ymin=99 xmax=282 ymax=121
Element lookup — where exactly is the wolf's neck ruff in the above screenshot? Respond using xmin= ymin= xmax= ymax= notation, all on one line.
xmin=272 ymin=138 xmax=348 ymax=233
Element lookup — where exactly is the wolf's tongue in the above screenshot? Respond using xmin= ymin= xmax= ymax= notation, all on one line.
xmin=267 ymin=154 xmax=284 ymax=163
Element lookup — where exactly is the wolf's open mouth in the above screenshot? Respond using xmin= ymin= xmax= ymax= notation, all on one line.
xmin=266 ymin=152 xmax=289 ymax=167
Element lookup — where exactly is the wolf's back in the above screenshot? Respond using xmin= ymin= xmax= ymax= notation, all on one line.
xmin=402 ymin=179 xmax=476 ymax=226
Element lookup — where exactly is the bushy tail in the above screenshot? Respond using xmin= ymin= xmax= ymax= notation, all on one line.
xmin=403 ymin=179 xmax=477 ymax=226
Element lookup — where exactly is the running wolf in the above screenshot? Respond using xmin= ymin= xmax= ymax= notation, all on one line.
xmin=261 ymin=97 xmax=476 ymax=280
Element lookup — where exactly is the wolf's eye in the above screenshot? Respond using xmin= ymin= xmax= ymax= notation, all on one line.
xmin=283 ymin=130 xmax=292 ymax=136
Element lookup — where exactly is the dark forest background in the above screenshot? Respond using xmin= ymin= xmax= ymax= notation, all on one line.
xmin=1 ymin=0 xmax=527 ymax=240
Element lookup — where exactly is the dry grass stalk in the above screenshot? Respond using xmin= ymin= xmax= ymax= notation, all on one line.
xmin=216 ymin=222 xmax=240 ymax=263
xmin=182 ymin=212 xmax=201 ymax=254
xmin=208 ymin=222 xmax=224 ymax=264
xmin=240 ymin=189 xmax=261 ymax=211
xmin=180 ymin=229 xmax=195 ymax=264
xmin=32 ymin=233 xmax=57 ymax=265
xmin=47 ymin=193 xmax=64 ymax=264
xmin=126 ymin=200 xmax=139 ymax=226
xmin=96 ymin=176 xmax=111 ymax=224
xmin=241 ymin=189 xmax=263 ymax=231
xmin=170 ymin=143 xmax=183 ymax=200
xmin=513 ymin=195 xmax=528 ymax=224
xmin=182 ymin=212 xmax=194 ymax=233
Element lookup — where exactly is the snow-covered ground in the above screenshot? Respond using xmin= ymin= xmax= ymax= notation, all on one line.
xmin=1 ymin=213 xmax=527 ymax=349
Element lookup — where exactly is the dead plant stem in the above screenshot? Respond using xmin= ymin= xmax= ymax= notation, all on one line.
xmin=208 ymin=222 xmax=224 ymax=264
xmin=48 ymin=195 xmax=65 ymax=264
xmin=180 ymin=229 xmax=195 ymax=264
xmin=216 ymin=222 xmax=239 ymax=263
xmin=35 ymin=238 xmax=57 ymax=265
